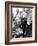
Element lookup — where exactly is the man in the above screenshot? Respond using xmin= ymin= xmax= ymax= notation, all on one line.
xmin=21 ymin=18 xmax=27 ymax=37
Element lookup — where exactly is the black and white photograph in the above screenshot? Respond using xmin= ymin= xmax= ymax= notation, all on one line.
xmin=11 ymin=7 xmax=32 ymax=38
xmin=5 ymin=2 xmax=37 ymax=44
